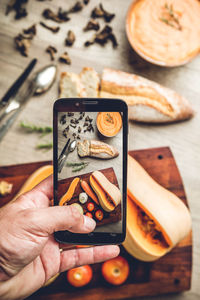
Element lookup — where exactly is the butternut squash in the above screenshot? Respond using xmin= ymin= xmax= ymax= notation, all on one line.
xmin=12 ymin=165 xmax=53 ymax=202
xmin=123 ymin=155 xmax=191 ymax=262
xmin=59 ymin=177 xmax=80 ymax=206
xmin=90 ymin=171 xmax=121 ymax=212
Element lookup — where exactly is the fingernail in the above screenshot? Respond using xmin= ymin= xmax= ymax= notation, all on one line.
xmin=84 ymin=216 xmax=96 ymax=231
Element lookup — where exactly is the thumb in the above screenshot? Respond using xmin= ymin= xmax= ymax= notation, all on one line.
xmin=28 ymin=205 xmax=96 ymax=235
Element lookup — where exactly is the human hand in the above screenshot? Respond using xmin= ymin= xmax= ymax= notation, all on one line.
xmin=0 ymin=176 xmax=119 ymax=300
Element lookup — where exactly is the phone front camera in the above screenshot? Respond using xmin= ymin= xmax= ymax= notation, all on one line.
xmin=75 ymin=102 xmax=80 ymax=107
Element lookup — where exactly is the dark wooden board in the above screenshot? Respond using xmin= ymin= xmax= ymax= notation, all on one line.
xmin=0 ymin=147 xmax=192 ymax=299
xmin=58 ymin=167 xmax=121 ymax=227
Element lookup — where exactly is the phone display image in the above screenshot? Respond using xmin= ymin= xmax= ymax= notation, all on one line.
xmin=56 ymin=111 xmax=123 ymax=234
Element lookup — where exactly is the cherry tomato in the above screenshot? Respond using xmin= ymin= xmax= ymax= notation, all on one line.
xmin=85 ymin=212 xmax=93 ymax=218
xmin=95 ymin=209 xmax=104 ymax=221
xmin=102 ymin=256 xmax=130 ymax=285
xmin=87 ymin=202 xmax=95 ymax=212
xmin=67 ymin=265 xmax=93 ymax=287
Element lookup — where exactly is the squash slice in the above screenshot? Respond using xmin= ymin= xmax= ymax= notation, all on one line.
xmin=12 ymin=165 xmax=53 ymax=201
xmin=123 ymin=155 xmax=191 ymax=262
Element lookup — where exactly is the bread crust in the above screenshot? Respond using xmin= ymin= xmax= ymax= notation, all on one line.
xmin=100 ymin=68 xmax=194 ymax=123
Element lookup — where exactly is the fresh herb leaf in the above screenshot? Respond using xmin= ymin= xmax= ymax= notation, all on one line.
xmin=20 ymin=121 xmax=52 ymax=136
xmin=36 ymin=143 xmax=53 ymax=150
xmin=66 ymin=162 xmax=89 ymax=167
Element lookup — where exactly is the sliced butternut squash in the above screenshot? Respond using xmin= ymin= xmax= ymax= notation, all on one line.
xmin=59 ymin=177 xmax=80 ymax=206
xmin=123 ymin=155 xmax=191 ymax=262
xmin=12 ymin=165 xmax=53 ymax=201
xmin=90 ymin=171 xmax=121 ymax=212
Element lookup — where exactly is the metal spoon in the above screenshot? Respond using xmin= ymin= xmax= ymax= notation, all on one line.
xmin=0 ymin=64 xmax=57 ymax=141
xmin=58 ymin=140 xmax=77 ymax=173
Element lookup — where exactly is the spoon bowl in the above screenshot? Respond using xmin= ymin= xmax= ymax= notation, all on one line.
xmin=33 ymin=64 xmax=57 ymax=95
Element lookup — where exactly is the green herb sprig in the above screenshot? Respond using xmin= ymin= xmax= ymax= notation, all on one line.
xmin=36 ymin=143 xmax=53 ymax=150
xmin=66 ymin=161 xmax=89 ymax=172
xmin=20 ymin=121 xmax=52 ymax=137
xmin=160 ymin=3 xmax=182 ymax=31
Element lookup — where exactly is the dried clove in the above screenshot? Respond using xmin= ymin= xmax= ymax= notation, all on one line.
xmin=91 ymin=3 xmax=115 ymax=23
xmin=78 ymin=126 xmax=81 ymax=133
xmin=68 ymin=112 xmax=74 ymax=117
xmin=60 ymin=114 xmax=66 ymax=124
xmin=84 ymin=0 xmax=90 ymax=4
xmin=85 ymin=116 xmax=90 ymax=122
xmin=77 ymin=134 xmax=81 ymax=140
xmin=65 ymin=30 xmax=75 ymax=46
xmin=42 ymin=8 xmax=70 ymax=23
xmin=70 ymin=124 xmax=76 ymax=129
xmin=68 ymin=1 xmax=84 ymax=13
xmin=83 ymin=19 xmax=100 ymax=31
xmin=6 ymin=0 xmax=28 ymax=20
xmin=59 ymin=52 xmax=71 ymax=65
xmin=14 ymin=24 xmax=36 ymax=56
xmin=40 ymin=21 xmax=60 ymax=33
xmin=72 ymin=133 xmax=77 ymax=139
xmin=84 ymin=25 xmax=118 ymax=48
xmin=23 ymin=24 xmax=36 ymax=37
xmin=46 ymin=45 xmax=57 ymax=61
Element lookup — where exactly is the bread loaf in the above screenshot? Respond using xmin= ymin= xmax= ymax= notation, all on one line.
xmin=100 ymin=68 xmax=194 ymax=123
xmin=80 ymin=67 xmax=100 ymax=97
xmin=59 ymin=72 xmax=86 ymax=98
xmin=77 ymin=139 xmax=119 ymax=159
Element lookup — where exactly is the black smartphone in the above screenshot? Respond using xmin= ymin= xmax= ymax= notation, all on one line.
xmin=53 ymin=98 xmax=128 ymax=245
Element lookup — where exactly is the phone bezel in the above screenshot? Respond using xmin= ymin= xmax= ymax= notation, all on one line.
xmin=53 ymin=98 xmax=128 ymax=245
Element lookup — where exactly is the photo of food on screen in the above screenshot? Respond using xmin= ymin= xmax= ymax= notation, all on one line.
xmin=57 ymin=111 xmax=123 ymax=233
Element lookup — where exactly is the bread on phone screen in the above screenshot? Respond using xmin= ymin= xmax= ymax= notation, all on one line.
xmin=59 ymin=72 xmax=86 ymax=98
xmin=100 ymin=68 xmax=194 ymax=123
xmin=77 ymin=139 xmax=119 ymax=159
xmin=80 ymin=67 xmax=100 ymax=97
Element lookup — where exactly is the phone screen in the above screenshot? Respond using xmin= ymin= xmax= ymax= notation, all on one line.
xmin=53 ymin=99 xmax=128 ymax=245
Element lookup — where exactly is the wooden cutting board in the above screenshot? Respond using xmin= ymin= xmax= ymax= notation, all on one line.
xmin=58 ymin=168 xmax=121 ymax=227
xmin=0 ymin=147 xmax=192 ymax=299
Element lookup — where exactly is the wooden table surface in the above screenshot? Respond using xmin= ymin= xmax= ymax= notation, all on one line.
xmin=0 ymin=1 xmax=199 ymax=299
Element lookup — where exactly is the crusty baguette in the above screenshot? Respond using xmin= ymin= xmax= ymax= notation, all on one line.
xmin=100 ymin=68 xmax=194 ymax=123
xmin=59 ymin=72 xmax=86 ymax=98
xmin=77 ymin=139 xmax=119 ymax=159
xmin=79 ymin=67 xmax=100 ymax=97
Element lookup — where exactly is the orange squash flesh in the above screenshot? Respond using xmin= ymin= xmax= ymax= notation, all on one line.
xmin=96 ymin=112 xmax=122 ymax=137
xmin=12 ymin=165 xmax=53 ymax=201
xmin=127 ymin=189 xmax=172 ymax=251
xmin=59 ymin=177 xmax=80 ymax=206
xmin=90 ymin=175 xmax=115 ymax=212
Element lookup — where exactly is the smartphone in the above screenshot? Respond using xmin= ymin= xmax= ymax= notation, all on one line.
xmin=53 ymin=98 xmax=128 ymax=245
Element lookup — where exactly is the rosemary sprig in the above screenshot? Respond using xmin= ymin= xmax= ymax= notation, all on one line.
xmin=66 ymin=161 xmax=89 ymax=172
xmin=20 ymin=121 xmax=52 ymax=137
xmin=36 ymin=142 xmax=53 ymax=150
xmin=160 ymin=3 xmax=182 ymax=31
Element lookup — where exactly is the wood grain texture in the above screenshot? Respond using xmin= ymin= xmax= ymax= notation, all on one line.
xmin=57 ymin=167 xmax=121 ymax=227
xmin=0 ymin=0 xmax=199 ymax=299
xmin=0 ymin=147 xmax=192 ymax=299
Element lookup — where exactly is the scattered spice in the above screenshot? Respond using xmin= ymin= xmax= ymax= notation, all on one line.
xmin=60 ymin=114 xmax=66 ymax=124
xmin=20 ymin=121 xmax=52 ymax=136
xmin=91 ymin=4 xmax=115 ymax=23
xmin=36 ymin=142 xmax=53 ymax=150
xmin=83 ymin=0 xmax=90 ymax=5
xmin=14 ymin=24 xmax=36 ymax=56
xmin=160 ymin=3 xmax=182 ymax=30
xmin=59 ymin=52 xmax=71 ymax=64
xmin=83 ymin=19 xmax=100 ymax=31
xmin=65 ymin=30 xmax=76 ymax=46
xmin=0 ymin=181 xmax=13 ymax=196
xmin=42 ymin=8 xmax=70 ymax=23
xmin=6 ymin=0 xmax=28 ymax=20
xmin=68 ymin=112 xmax=74 ymax=117
xmin=85 ymin=25 xmax=118 ymax=48
xmin=46 ymin=45 xmax=57 ymax=61
xmin=63 ymin=125 xmax=69 ymax=138
xmin=40 ymin=21 xmax=60 ymax=33
xmin=68 ymin=1 xmax=84 ymax=13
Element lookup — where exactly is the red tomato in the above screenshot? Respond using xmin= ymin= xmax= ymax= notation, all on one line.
xmin=102 ymin=256 xmax=129 ymax=285
xmin=87 ymin=202 xmax=95 ymax=212
xmin=85 ymin=212 xmax=93 ymax=218
xmin=95 ymin=209 xmax=104 ymax=221
xmin=67 ymin=265 xmax=93 ymax=287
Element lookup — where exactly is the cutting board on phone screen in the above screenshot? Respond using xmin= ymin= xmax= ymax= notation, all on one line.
xmin=0 ymin=147 xmax=192 ymax=299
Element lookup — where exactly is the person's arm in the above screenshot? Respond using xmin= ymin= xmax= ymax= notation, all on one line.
xmin=0 ymin=176 xmax=119 ymax=300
